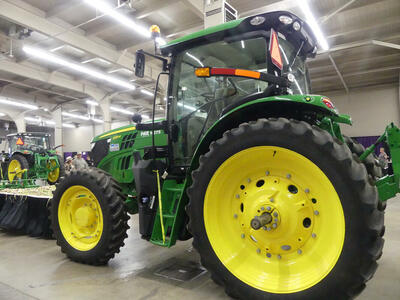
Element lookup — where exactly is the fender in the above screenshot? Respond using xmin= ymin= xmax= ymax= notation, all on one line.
xmin=188 ymin=94 xmax=351 ymax=173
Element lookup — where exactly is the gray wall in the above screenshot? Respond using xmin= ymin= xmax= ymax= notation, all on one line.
xmin=327 ymin=83 xmax=399 ymax=137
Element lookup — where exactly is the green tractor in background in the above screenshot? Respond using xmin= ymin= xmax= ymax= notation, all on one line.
xmin=1 ymin=132 xmax=64 ymax=186
xmin=51 ymin=11 xmax=399 ymax=299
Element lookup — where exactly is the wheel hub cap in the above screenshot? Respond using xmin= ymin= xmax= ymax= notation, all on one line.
xmin=204 ymin=146 xmax=345 ymax=293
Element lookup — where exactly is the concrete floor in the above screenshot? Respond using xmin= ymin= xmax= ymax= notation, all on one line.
xmin=1 ymin=199 xmax=400 ymax=300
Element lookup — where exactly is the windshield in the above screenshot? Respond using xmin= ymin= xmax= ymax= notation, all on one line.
xmin=9 ymin=135 xmax=50 ymax=153
xmin=169 ymin=34 xmax=310 ymax=166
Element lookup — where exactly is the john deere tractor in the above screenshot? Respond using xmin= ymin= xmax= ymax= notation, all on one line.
xmin=51 ymin=11 xmax=400 ymax=299
xmin=1 ymin=132 xmax=64 ymax=185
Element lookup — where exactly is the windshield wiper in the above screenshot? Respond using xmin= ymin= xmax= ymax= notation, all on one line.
xmin=288 ymin=41 xmax=305 ymax=70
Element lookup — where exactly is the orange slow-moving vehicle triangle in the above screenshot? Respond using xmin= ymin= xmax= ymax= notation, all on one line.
xmin=16 ymin=137 xmax=24 ymax=145
xmin=269 ymin=28 xmax=283 ymax=70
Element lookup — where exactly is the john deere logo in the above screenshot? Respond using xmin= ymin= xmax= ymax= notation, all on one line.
xmin=305 ymin=96 xmax=312 ymax=102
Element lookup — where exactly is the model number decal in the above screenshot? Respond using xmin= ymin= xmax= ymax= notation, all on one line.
xmin=140 ymin=130 xmax=161 ymax=137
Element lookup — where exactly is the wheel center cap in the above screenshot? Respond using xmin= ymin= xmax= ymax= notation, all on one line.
xmin=251 ymin=212 xmax=273 ymax=230
xmin=75 ymin=207 xmax=94 ymax=227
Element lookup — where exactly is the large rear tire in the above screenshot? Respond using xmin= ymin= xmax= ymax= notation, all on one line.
xmin=187 ymin=118 xmax=384 ymax=299
xmin=51 ymin=168 xmax=129 ymax=265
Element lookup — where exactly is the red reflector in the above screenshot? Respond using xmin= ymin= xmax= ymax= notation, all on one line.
xmin=16 ymin=137 xmax=24 ymax=145
xmin=269 ymin=28 xmax=283 ymax=70
xmin=210 ymin=68 xmax=236 ymax=76
xmin=322 ymin=98 xmax=335 ymax=109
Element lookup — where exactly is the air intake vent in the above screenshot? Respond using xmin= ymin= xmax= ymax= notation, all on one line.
xmin=224 ymin=2 xmax=237 ymax=22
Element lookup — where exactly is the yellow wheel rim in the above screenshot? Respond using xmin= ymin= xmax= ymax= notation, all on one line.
xmin=58 ymin=185 xmax=104 ymax=251
xmin=47 ymin=160 xmax=60 ymax=183
xmin=204 ymin=146 xmax=345 ymax=294
xmin=8 ymin=159 xmax=22 ymax=182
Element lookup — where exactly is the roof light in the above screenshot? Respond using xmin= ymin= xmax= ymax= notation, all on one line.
xmin=24 ymin=117 xmax=40 ymax=123
xmin=141 ymin=89 xmax=154 ymax=97
xmin=279 ymin=15 xmax=293 ymax=25
xmin=86 ymin=100 xmax=99 ymax=106
xmin=0 ymin=97 xmax=38 ymax=110
xmin=83 ymin=0 xmax=150 ymax=38
xmin=110 ymin=106 xmax=134 ymax=115
xmin=299 ymin=0 xmax=329 ymax=50
xmin=62 ymin=112 xmax=90 ymax=121
xmin=0 ymin=112 xmax=5 ymax=117
xmin=23 ymin=46 xmax=136 ymax=90
xmin=293 ymin=21 xmax=301 ymax=31
xmin=63 ymin=123 xmax=75 ymax=128
xmin=250 ymin=16 xmax=265 ymax=26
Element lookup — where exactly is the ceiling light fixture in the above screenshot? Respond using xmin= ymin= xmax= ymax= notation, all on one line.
xmin=92 ymin=118 xmax=104 ymax=123
xmin=110 ymin=106 xmax=135 ymax=115
xmin=83 ymin=0 xmax=151 ymax=38
xmin=299 ymin=0 xmax=329 ymax=50
xmin=63 ymin=123 xmax=76 ymax=128
xmin=0 ymin=112 xmax=6 ymax=117
xmin=62 ymin=111 xmax=90 ymax=120
xmin=0 ymin=97 xmax=38 ymax=110
xmin=23 ymin=46 xmax=136 ymax=90
xmin=86 ymin=100 xmax=99 ymax=106
xmin=141 ymin=89 xmax=154 ymax=97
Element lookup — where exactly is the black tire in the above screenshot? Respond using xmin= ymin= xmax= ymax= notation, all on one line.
xmin=343 ymin=136 xmax=386 ymax=212
xmin=47 ymin=155 xmax=66 ymax=185
xmin=51 ymin=168 xmax=130 ymax=265
xmin=187 ymin=118 xmax=384 ymax=300
xmin=7 ymin=154 xmax=29 ymax=180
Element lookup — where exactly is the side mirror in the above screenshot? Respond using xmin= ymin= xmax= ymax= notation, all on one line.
xmin=132 ymin=113 xmax=142 ymax=124
xmin=135 ymin=51 xmax=145 ymax=78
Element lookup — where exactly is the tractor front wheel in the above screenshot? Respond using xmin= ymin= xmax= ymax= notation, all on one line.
xmin=51 ymin=168 xmax=130 ymax=265
xmin=187 ymin=118 xmax=384 ymax=299
xmin=47 ymin=155 xmax=65 ymax=185
xmin=7 ymin=154 xmax=29 ymax=182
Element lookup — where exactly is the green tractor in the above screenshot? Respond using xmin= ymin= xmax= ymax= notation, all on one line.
xmin=51 ymin=11 xmax=398 ymax=299
xmin=1 ymin=132 xmax=64 ymax=186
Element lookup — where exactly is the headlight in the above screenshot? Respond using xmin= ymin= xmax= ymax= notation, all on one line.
xmin=250 ymin=16 xmax=266 ymax=26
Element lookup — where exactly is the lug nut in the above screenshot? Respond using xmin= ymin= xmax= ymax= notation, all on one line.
xmin=247 ymin=178 xmax=251 ymax=183
xmin=312 ymin=233 xmax=317 ymax=238
xmin=273 ymin=212 xmax=278 ymax=217
xmin=234 ymin=214 xmax=238 ymax=219
xmin=257 ymin=248 xmax=261 ymax=254
xmin=261 ymin=207 xmax=265 ymax=211
xmin=266 ymin=253 xmax=272 ymax=258
xmin=298 ymin=249 xmax=302 ymax=254
xmin=266 ymin=171 xmax=270 ymax=175
xmin=266 ymin=206 xmax=271 ymax=211
xmin=272 ymin=223 xmax=277 ymax=229
xmin=286 ymin=174 xmax=291 ymax=179
xmin=314 ymin=210 xmax=319 ymax=216
xmin=281 ymin=245 xmax=291 ymax=251
xmin=267 ymin=227 xmax=271 ymax=231
xmin=274 ymin=218 xmax=278 ymax=222
xmin=236 ymin=194 xmax=240 ymax=199
xmin=305 ymin=188 xmax=310 ymax=193
xmin=241 ymin=234 xmax=245 ymax=239
xmin=270 ymin=198 xmax=274 ymax=202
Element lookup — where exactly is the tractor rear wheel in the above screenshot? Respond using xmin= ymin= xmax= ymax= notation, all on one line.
xmin=47 ymin=155 xmax=65 ymax=185
xmin=51 ymin=168 xmax=129 ymax=265
xmin=7 ymin=154 xmax=29 ymax=182
xmin=187 ymin=118 xmax=384 ymax=300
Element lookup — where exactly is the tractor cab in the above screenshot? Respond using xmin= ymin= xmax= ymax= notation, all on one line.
xmin=6 ymin=132 xmax=51 ymax=155
xmin=135 ymin=11 xmax=328 ymax=169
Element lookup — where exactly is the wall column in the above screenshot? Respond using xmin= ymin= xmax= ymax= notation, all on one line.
xmin=51 ymin=107 xmax=63 ymax=155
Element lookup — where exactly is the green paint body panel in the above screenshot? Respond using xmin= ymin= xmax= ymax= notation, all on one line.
xmin=91 ymin=125 xmax=168 ymax=213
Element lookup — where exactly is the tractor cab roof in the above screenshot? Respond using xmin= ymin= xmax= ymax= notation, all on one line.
xmin=7 ymin=132 xmax=51 ymax=137
xmin=161 ymin=11 xmax=317 ymax=58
